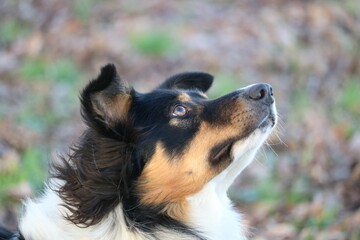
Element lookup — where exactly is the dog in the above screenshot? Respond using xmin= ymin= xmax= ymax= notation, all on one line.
xmin=1 ymin=64 xmax=277 ymax=240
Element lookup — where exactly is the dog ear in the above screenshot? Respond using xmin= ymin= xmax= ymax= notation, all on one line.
xmin=158 ymin=72 xmax=213 ymax=92
xmin=80 ymin=64 xmax=132 ymax=129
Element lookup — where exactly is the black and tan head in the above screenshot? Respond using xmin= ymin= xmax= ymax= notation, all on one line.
xmin=54 ymin=64 xmax=277 ymax=230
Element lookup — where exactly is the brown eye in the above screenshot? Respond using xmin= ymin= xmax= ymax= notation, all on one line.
xmin=172 ymin=105 xmax=187 ymax=117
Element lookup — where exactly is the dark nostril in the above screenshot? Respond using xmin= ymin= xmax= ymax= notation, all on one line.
xmin=249 ymin=84 xmax=269 ymax=100
xmin=259 ymin=88 xmax=266 ymax=99
xmin=248 ymin=83 xmax=274 ymax=104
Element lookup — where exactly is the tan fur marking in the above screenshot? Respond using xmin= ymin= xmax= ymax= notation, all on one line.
xmin=137 ymin=116 xmax=251 ymax=221
xmin=138 ymin=143 xmax=212 ymax=204
xmin=136 ymin=99 xmax=257 ymax=221
xmin=169 ymin=118 xmax=181 ymax=127
xmin=109 ymin=94 xmax=132 ymax=120
xmin=177 ymin=93 xmax=191 ymax=102
xmin=93 ymin=93 xmax=132 ymax=123
xmin=161 ymin=200 xmax=189 ymax=221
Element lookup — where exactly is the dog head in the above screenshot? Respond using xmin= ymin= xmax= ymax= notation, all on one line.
xmin=55 ymin=64 xmax=277 ymax=226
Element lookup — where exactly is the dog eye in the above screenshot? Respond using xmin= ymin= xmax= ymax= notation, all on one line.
xmin=172 ymin=105 xmax=188 ymax=117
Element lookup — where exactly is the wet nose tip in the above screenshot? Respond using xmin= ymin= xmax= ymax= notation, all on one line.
xmin=248 ymin=83 xmax=274 ymax=103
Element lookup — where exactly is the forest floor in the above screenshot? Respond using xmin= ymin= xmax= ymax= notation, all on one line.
xmin=0 ymin=0 xmax=359 ymax=239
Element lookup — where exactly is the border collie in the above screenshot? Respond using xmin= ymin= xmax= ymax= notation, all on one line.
xmin=1 ymin=64 xmax=277 ymax=240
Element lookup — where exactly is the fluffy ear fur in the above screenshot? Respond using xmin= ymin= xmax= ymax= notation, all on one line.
xmin=158 ymin=72 xmax=213 ymax=92
xmin=80 ymin=64 xmax=132 ymax=130
xmin=52 ymin=64 xmax=138 ymax=227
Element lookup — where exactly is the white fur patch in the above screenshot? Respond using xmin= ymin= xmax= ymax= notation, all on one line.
xmin=20 ymin=186 xmax=195 ymax=240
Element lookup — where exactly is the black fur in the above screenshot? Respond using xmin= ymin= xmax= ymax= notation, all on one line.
xmin=80 ymin=64 xmax=133 ymax=131
xmin=0 ymin=227 xmax=24 ymax=240
xmin=131 ymin=90 xmax=202 ymax=158
xmin=53 ymin=65 xmax=138 ymax=226
xmin=158 ymin=72 xmax=213 ymax=92
xmin=0 ymin=227 xmax=13 ymax=240
xmin=52 ymin=64 xmax=212 ymax=238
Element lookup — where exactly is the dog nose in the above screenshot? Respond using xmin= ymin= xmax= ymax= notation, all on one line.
xmin=247 ymin=83 xmax=274 ymax=105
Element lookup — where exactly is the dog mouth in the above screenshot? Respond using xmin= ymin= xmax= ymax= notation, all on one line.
xmin=210 ymin=111 xmax=276 ymax=165
xmin=210 ymin=140 xmax=234 ymax=166
xmin=258 ymin=112 xmax=276 ymax=129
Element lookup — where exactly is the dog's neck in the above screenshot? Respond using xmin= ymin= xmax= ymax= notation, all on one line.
xmin=186 ymin=155 xmax=256 ymax=240
xmin=19 ymin=161 xmax=250 ymax=240
xmin=187 ymin=182 xmax=247 ymax=240
xmin=19 ymin=161 xmax=252 ymax=240
xmin=19 ymin=133 xmax=265 ymax=240
xmin=185 ymin=137 xmax=265 ymax=240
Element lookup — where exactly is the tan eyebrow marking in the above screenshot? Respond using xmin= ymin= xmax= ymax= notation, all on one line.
xmin=177 ymin=93 xmax=191 ymax=102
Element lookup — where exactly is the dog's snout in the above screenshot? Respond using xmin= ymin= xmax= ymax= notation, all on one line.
xmin=247 ymin=83 xmax=274 ymax=105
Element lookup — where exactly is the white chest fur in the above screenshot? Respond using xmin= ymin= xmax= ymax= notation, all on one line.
xmin=187 ymin=181 xmax=248 ymax=240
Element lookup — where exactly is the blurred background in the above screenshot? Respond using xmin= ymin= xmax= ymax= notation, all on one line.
xmin=0 ymin=0 xmax=359 ymax=239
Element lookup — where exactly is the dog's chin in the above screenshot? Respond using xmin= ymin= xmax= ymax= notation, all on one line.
xmin=228 ymin=110 xmax=277 ymax=165
xmin=210 ymin=116 xmax=277 ymax=195
xmin=258 ymin=112 xmax=277 ymax=132
xmin=211 ymin=111 xmax=277 ymax=167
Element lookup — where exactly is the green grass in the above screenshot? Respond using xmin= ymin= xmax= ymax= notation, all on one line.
xmin=73 ymin=0 xmax=97 ymax=22
xmin=232 ymin=176 xmax=312 ymax=220
xmin=49 ymin=59 xmax=83 ymax=83
xmin=340 ymin=77 xmax=360 ymax=116
xmin=208 ymin=71 xmax=242 ymax=98
xmin=331 ymin=77 xmax=360 ymax=138
xmin=0 ymin=19 xmax=28 ymax=46
xmin=19 ymin=58 xmax=48 ymax=81
xmin=22 ymin=148 xmax=47 ymax=191
xmin=20 ymin=57 xmax=83 ymax=83
xmin=16 ymin=112 xmax=49 ymax=133
xmin=291 ymin=198 xmax=341 ymax=231
xmin=343 ymin=0 xmax=360 ymax=16
xmin=130 ymin=30 xmax=180 ymax=57
xmin=306 ymin=207 xmax=340 ymax=229
xmin=287 ymin=176 xmax=312 ymax=204
xmin=15 ymin=87 xmax=78 ymax=133
xmin=348 ymin=229 xmax=360 ymax=240
xmin=231 ymin=176 xmax=282 ymax=204
xmin=0 ymin=147 xmax=46 ymax=203
xmin=289 ymin=86 xmax=311 ymax=120
xmin=17 ymin=57 xmax=82 ymax=132
xmin=0 ymin=57 xmax=82 ymax=203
